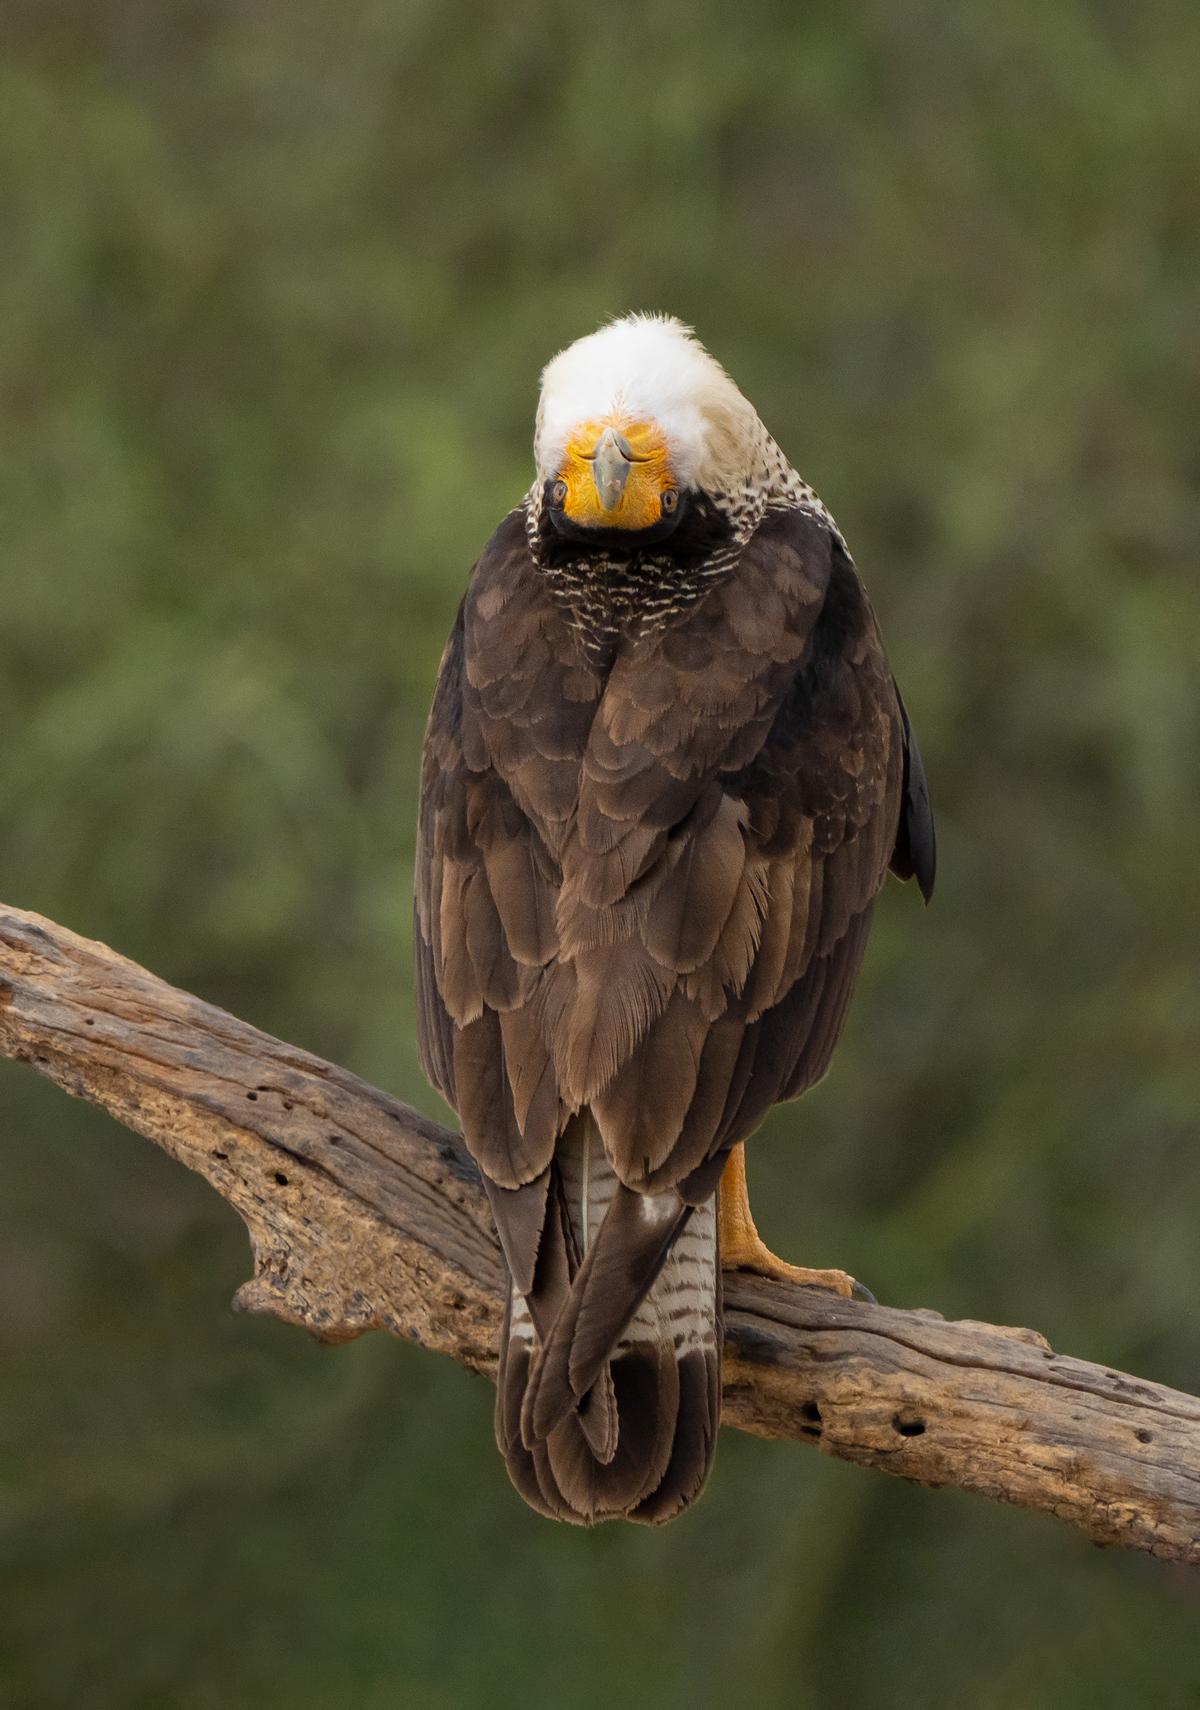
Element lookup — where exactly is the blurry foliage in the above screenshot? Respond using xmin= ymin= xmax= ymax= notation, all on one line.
xmin=2 ymin=0 xmax=1199 ymax=1705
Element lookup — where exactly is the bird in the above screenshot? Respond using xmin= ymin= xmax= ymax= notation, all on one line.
xmin=414 ymin=314 xmax=934 ymax=1525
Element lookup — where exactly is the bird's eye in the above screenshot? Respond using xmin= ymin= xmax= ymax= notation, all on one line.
xmin=551 ymin=479 xmax=568 ymax=506
xmin=661 ymin=488 xmax=680 ymax=515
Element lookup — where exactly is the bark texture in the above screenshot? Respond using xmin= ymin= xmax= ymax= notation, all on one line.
xmin=1 ymin=903 xmax=1196 ymax=1564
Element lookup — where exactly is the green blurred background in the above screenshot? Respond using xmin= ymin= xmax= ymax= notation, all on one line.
xmin=3 ymin=1 xmax=1198 ymax=1705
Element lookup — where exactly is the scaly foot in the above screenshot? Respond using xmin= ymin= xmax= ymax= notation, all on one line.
xmin=717 ymin=1143 xmax=874 ymax=1300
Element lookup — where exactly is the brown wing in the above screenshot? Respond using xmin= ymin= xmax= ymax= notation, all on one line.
xmin=414 ymin=510 xmax=599 ymax=1197
xmin=565 ymin=511 xmax=911 ymax=1195
xmin=417 ymin=503 xmax=917 ymax=1197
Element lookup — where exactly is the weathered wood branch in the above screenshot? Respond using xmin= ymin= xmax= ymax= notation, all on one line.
xmin=1 ymin=903 xmax=1196 ymax=1564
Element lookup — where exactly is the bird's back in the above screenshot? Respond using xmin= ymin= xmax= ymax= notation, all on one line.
xmin=413 ymin=315 xmax=932 ymax=1524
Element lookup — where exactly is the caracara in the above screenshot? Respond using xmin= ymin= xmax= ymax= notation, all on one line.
xmin=414 ymin=314 xmax=934 ymax=1524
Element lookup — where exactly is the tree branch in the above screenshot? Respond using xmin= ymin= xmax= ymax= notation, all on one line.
xmin=1 ymin=903 xmax=1196 ymax=1564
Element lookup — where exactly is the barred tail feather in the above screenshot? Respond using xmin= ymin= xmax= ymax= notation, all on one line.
xmin=495 ymin=1113 xmax=721 ymax=1525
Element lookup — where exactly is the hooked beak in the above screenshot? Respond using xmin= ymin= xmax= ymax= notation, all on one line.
xmin=590 ymin=426 xmax=634 ymax=512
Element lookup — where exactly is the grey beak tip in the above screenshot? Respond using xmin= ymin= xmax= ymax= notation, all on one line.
xmin=591 ymin=428 xmax=633 ymax=512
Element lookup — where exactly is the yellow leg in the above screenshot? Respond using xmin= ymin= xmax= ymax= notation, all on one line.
xmin=718 ymin=1143 xmax=866 ymax=1298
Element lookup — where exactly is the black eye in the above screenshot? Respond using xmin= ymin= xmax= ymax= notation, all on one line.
xmin=551 ymin=479 xmax=568 ymax=506
xmin=661 ymin=488 xmax=680 ymax=515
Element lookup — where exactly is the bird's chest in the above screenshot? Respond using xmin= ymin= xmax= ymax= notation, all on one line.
xmin=539 ymin=551 xmax=721 ymax=668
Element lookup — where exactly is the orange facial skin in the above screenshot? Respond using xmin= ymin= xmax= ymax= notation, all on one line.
xmin=555 ymin=417 xmax=678 ymax=532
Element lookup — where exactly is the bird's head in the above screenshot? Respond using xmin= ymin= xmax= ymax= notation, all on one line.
xmin=533 ymin=315 xmax=763 ymax=548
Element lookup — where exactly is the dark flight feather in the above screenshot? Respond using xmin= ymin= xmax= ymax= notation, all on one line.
xmin=890 ymin=683 xmax=937 ymax=902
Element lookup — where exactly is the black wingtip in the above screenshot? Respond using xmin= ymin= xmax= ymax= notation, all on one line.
xmin=916 ymin=810 xmax=936 ymax=905
xmin=891 ymin=681 xmax=936 ymax=905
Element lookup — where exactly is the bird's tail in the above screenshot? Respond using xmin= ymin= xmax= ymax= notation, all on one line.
xmin=494 ymin=1112 xmax=721 ymax=1525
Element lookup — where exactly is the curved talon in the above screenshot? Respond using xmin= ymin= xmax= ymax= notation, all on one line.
xmin=718 ymin=1144 xmax=870 ymax=1299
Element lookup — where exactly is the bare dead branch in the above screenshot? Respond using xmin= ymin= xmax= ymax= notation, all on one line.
xmin=1 ymin=902 xmax=1196 ymax=1564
